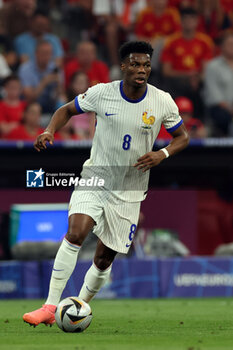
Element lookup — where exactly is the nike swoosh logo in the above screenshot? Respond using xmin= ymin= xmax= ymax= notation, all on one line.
xmin=105 ymin=112 xmax=117 ymax=116
xmin=53 ymin=268 xmax=64 ymax=271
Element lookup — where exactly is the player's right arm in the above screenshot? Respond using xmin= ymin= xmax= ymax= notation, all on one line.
xmin=34 ymin=100 xmax=78 ymax=152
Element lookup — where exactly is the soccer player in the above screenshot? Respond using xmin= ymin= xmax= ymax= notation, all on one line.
xmin=23 ymin=41 xmax=189 ymax=327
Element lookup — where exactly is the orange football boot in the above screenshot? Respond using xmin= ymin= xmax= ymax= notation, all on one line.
xmin=23 ymin=304 xmax=56 ymax=327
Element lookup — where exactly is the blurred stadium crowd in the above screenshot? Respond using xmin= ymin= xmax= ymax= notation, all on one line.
xmin=0 ymin=0 xmax=233 ymax=140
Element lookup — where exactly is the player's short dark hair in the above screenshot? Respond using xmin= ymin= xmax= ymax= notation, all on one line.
xmin=180 ymin=7 xmax=198 ymax=17
xmin=119 ymin=41 xmax=154 ymax=62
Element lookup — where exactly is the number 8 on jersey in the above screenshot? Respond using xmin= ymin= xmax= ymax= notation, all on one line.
xmin=122 ymin=134 xmax=132 ymax=150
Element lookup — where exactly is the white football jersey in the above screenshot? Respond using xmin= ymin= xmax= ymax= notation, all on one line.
xmin=75 ymin=80 xmax=183 ymax=202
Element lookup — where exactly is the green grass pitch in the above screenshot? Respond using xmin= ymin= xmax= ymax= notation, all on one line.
xmin=1 ymin=298 xmax=233 ymax=350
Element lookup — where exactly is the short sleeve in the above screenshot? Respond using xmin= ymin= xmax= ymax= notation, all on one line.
xmin=75 ymin=83 xmax=103 ymax=114
xmin=162 ymin=93 xmax=183 ymax=133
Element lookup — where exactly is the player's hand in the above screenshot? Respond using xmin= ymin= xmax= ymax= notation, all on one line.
xmin=133 ymin=151 xmax=166 ymax=172
xmin=34 ymin=131 xmax=54 ymax=152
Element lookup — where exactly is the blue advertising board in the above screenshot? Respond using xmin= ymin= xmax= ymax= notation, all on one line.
xmin=159 ymin=257 xmax=233 ymax=298
xmin=0 ymin=261 xmax=41 ymax=299
xmin=1 ymin=257 xmax=233 ymax=299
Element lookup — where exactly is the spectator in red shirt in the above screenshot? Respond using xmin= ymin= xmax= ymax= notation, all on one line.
xmin=5 ymin=102 xmax=44 ymax=140
xmin=0 ymin=75 xmax=26 ymax=137
xmin=175 ymin=96 xmax=207 ymax=138
xmin=135 ymin=0 xmax=181 ymax=44
xmin=162 ymin=8 xmax=214 ymax=76
xmin=64 ymin=41 xmax=110 ymax=88
xmin=161 ymin=7 xmax=214 ymax=116
xmin=135 ymin=0 xmax=181 ymax=85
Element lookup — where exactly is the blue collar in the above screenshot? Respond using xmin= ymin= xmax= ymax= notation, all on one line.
xmin=120 ymin=81 xmax=147 ymax=103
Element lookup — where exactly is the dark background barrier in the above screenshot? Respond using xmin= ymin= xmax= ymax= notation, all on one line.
xmin=0 ymin=140 xmax=233 ymax=189
xmin=0 ymin=140 xmax=233 ymax=258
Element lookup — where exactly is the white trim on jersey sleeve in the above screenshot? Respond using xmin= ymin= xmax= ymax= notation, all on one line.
xmin=75 ymin=83 xmax=104 ymax=113
xmin=162 ymin=93 xmax=183 ymax=133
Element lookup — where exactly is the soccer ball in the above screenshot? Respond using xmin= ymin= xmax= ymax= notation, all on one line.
xmin=55 ymin=297 xmax=92 ymax=333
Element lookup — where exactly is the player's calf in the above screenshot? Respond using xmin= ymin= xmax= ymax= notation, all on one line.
xmin=94 ymin=240 xmax=117 ymax=270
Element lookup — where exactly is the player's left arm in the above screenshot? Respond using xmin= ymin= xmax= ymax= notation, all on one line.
xmin=134 ymin=123 xmax=189 ymax=172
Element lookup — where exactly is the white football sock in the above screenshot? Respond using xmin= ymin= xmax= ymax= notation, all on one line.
xmin=79 ymin=263 xmax=112 ymax=303
xmin=45 ymin=238 xmax=80 ymax=306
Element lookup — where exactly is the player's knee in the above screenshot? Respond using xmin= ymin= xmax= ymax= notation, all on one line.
xmin=65 ymin=231 xmax=84 ymax=246
xmin=66 ymin=224 xmax=88 ymax=246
